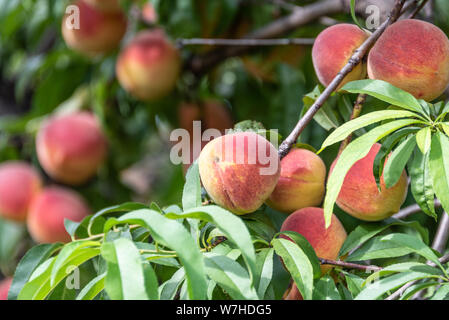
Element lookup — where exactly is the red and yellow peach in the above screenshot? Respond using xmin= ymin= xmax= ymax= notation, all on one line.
xmin=36 ymin=112 xmax=108 ymax=186
xmin=198 ymin=132 xmax=280 ymax=215
xmin=0 ymin=162 xmax=42 ymax=222
xmin=266 ymin=148 xmax=326 ymax=213
xmin=27 ymin=187 xmax=90 ymax=243
xmin=368 ymin=19 xmax=449 ymax=101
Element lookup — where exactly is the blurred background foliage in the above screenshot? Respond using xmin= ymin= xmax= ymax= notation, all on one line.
xmin=0 ymin=0 xmax=448 ymax=286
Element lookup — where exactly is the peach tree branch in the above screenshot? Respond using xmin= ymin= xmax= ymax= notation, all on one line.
xmin=176 ymin=38 xmax=315 ymax=47
xmin=278 ymin=0 xmax=406 ymax=159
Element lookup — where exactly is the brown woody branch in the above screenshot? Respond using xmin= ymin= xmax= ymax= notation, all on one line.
xmin=319 ymin=258 xmax=382 ymax=272
xmin=278 ymin=0 xmax=406 ymax=159
xmin=177 ymin=38 xmax=315 ymax=47
xmin=392 ymin=199 xmax=441 ymax=220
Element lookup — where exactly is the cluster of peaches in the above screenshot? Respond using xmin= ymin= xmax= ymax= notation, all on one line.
xmin=197 ymin=19 xmax=449 ymax=299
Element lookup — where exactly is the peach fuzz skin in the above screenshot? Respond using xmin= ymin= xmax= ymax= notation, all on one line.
xmin=266 ymin=148 xmax=326 ymax=213
xmin=0 ymin=162 xmax=42 ymax=222
xmin=0 ymin=278 xmax=12 ymax=300
xmin=84 ymin=0 xmax=123 ymax=12
xmin=36 ymin=112 xmax=108 ymax=186
xmin=27 ymin=187 xmax=90 ymax=244
xmin=368 ymin=19 xmax=449 ymax=101
xmin=178 ymin=100 xmax=233 ymax=174
xmin=62 ymin=0 xmax=127 ymax=57
xmin=331 ymin=143 xmax=408 ymax=222
xmin=312 ymin=24 xmax=369 ymax=90
xmin=198 ymin=132 xmax=280 ymax=215
xmin=116 ymin=29 xmax=181 ymax=101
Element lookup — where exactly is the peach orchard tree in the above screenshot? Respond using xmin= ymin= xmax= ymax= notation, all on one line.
xmin=1 ymin=0 xmax=449 ymax=300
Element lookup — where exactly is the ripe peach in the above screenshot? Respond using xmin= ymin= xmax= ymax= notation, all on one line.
xmin=116 ymin=29 xmax=181 ymax=101
xmin=198 ymin=132 xmax=280 ymax=215
xmin=0 ymin=162 xmax=42 ymax=222
xmin=280 ymin=207 xmax=347 ymax=273
xmin=142 ymin=2 xmax=157 ymax=24
xmin=331 ymin=143 xmax=408 ymax=221
xmin=266 ymin=148 xmax=326 ymax=213
xmin=83 ymin=0 xmax=122 ymax=12
xmin=178 ymin=100 xmax=233 ymax=174
xmin=62 ymin=0 xmax=127 ymax=56
xmin=27 ymin=187 xmax=90 ymax=243
xmin=284 ymin=283 xmax=303 ymax=300
xmin=312 ymin=24 xmax=369 ymax=89
xmin=368 ymin=19 xmax=449 ymax=101
xmin=36 ymin=112 xmax=108 ymax=186
xmin=0 ymin=278 xmax=12 ymax=300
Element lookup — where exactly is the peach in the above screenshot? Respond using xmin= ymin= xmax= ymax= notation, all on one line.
xmin=27 ymin=187 xmax=90 ymax=243
xmin=266 ymin=148 xmax=326 ymax=213
xmin=142 ymin=2 xmax=157 ymax=24
xmin=83 ymin=0 xmax=123 ymax=12
xmin=284 ymin=283 xmax=303 ymax=300
xmin=312 ymin=24 xmax=369 ymax=89
xmin=36 ymin=112 xmax=108 ymax=186
xmin=178 ymin=100 xmax=233 ymax=174
xmin=0 ymin=278 xmax=12 ymax=300
xmin=198 ymin=132 xmax=280 ymax=215
xmin=0 ymin=162 xmax=42 ymax=222
xmin=62 ymin=0 xmax=127 ymax=56
xmin=331 ymin=143 xmax=408 ymax=221
xmin=368 ymin=19 xmax=449 ymax=101
xmin=280 ymin=207 xmax=347 ymax=273
xmin=116 ymin=29 xmax=181 ymax=101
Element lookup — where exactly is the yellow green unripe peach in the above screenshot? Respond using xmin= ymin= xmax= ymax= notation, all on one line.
xmin=116 ymin=29 xmax=181 ymax=101
xmin=312 ymin=24 xmax=369 ymax=90
xmin=27 ymin=187 xmax=90 ymax=243
xmin=198 ymin=132 xmax=280 ymax=215
xmin=331 ymin=143 xmax=408 ymax=221
xmin=368 ymin=19 xmax=449 ymax=101
xmin=62 ymin=0 xmax=127 ymax=57
xmin=266 ymin=148 xmax=326 ymax=213
xmin=0 ymin=162 xmax=42 ymax=222
xmin=36 ymin=112 xmax=108 ymax=186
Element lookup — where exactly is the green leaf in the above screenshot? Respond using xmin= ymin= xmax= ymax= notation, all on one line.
xmin=380 ymin=233 xmax=443 ymax=269
xmin=373 ymin=127 xmax=420 ymax=187
xmin=87 ymin=202 xmax=149 ymax=235
xmin=278 ymin=231 xmax=321 ymax=279
xmin=324 ymin=118 xmax=423 ymax=227
xmin=416 ymin=127 xmax=432 ymax=154
xmin=355 ymin=271 xmax=441 ymax=300
xmin=76 ymin=273 xmax=105 ymax=300
xmin=254 ymin=248 xmax=274 ymax=299
xmin=272 ymin=238 xmax=314 ymax=300
xmin=312 ymin=275 xmax=341 ymax=300
xmin=182 ymin=161 xmax=201 ymax=210
xmin=319 ymin=110 xmax=419 ymax=152
xmin=159 ymin=268 xmax=185 ymax=300
xmin=400 ymin=281 xmax=441 ymax=300
xmin=204 ymin=253 xmax=259 ymax=300
xmin=165 ymin=205 xmax=257 ymax=285
xmin=50 ymin=241 xmax=101 ymax=286
xmin=341 ymin=79 xmax=425 ymax=115
xmin=104 ymin=209 xmax=207 ymax=300
xmin=302 ymin=86 xmax=341 ymax=131
xmin=383 ymin=135 xmax=416 ymax=188
xmin=101 ymin=238 xmax=158 ymax=300
xmin=429 ymin=132 xmax=449 ymax=215
xmin=431 ymin=283 xmax=449 ymax=300
xmin=9 ymin=243 xmax=62 ymax=300
xmin=347 ymin=235 xmax=414 ymax=261
xmin=340 ymin=218 xmax=429 ymax=256
xmin=409 ymin=149 xmax=437 ymax=219
xmin=17 ymin=258 xmax=56 ymax=300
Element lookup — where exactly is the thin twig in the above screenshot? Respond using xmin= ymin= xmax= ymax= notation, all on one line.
xmin=408 ymin=0 xmax=430 ymax=18
xmin=278 ymin=0 xmax=406 ymax=159
xmin=177 ymin=38 xmax=315 ymax=47
xmin=319 ymin=258 xmax=382 ymax=272
xmin=392 ymin=199 xmax=441 ymax=220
